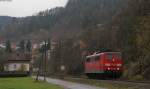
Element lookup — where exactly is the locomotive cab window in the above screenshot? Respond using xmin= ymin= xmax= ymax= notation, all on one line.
xmin=116 ymin=53 xmax=122 ymax=59
xmin=106 ymin=53 xmax=113 ymax=60
xmin=86 ymin=58 xmax=91 ymax=62
xmin=95 ymin=56 xmax=100 ymax=61
xmin=106 ymin=53 xmax=122 ymax=60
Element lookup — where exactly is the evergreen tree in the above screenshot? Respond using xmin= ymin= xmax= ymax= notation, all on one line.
xmin=46 ymin=39 xmax=51 ymax=50
xmin=26 ymin=40 xmax=32 ymax=52
xmin=19 ymin=40 xmax=25 ymax=53
xmin=5 ymin=40 xmax=12 ymax=53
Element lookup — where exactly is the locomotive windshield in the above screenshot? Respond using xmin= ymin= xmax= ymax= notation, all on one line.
xmin=106 ymin=52 xmax=122 ymax=60
xmin=86 ymin=54 xmax=101 ymax=62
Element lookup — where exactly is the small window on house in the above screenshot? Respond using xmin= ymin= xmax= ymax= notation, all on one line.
xmin=17 ymin=53 xmax=20 ymax=56
xmin=6 ymin=65 xmax=9 ymax=70
xmin=14 ymin=64 xmax=16 ymax=69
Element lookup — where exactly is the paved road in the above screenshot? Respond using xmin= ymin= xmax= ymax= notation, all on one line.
xmin=35 ymin=77 xmax=106 ymax=89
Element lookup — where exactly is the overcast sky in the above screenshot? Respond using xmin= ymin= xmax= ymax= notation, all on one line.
xmin=0 ymin=0 xmax=68 ymax=17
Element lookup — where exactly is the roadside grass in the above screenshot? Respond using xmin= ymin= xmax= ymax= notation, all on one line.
xmin=0 ymin=77 xmax=63 ymax=89
xmin=62 ymin=77 xmax=149 ymax=89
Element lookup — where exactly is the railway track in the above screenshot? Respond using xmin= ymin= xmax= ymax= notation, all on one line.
xmin=66 ymin=76 xmax=150 ymax=85
xmin=50 ymin=75 xmax=150 ymax=89
xmin=98 ymin=79 xmax=150 ymax=85
xmin=118 ymin=78 xmax=150 ymax=83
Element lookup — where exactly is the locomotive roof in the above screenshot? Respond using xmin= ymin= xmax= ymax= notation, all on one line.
xmin=86 ymin=52 xmax=121 ymax=58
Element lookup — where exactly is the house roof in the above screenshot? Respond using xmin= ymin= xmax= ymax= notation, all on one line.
xmin=6 ymin=59 xmax=31 ymax=63
xmin=5 ymin=52 xmax=31 ymax=63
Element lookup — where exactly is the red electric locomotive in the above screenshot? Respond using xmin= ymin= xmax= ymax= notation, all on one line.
xmin=85 ymin=52 xmax=123 ymax=78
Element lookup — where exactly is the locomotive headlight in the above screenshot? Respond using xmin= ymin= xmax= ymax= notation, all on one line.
xmin=117 ymin=68 xmax=120 ymax=70
xmin=105 ymin=63 xmax=111 ymax=66
xmin=108 ymin=67 xmax=110 ymax=70
xmin=117 ymin=64 xmax=122 ymax=67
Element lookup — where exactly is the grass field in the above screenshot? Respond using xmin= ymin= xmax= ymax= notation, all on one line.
xmin=0 ymin=77 xmax=63 ymax=89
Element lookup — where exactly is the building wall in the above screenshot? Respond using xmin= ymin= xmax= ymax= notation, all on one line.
xmin=4 ymin=63 xmax=30 ymax=72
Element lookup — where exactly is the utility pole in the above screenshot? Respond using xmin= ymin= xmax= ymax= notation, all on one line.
xmin=59 ymin=40 xmax=65 ymax=79
xmin=44 ymin=40 xmax=47 ymax=81
xmin=36 ymin=40 xmax=47 ymax=81
xmin=36 ymin=52 xmax=43 ymax=81
xmin=36 ymin=47 xmax=44 ymax=81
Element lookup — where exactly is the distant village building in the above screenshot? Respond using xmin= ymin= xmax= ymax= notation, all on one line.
xmin=0 ymin=43 xmax=6 ymax=49
xmin=51 ymin=40 xmax=57 ymax=50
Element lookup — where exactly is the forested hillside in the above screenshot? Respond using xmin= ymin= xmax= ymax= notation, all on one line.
xmin=0 ymin=16 xmax=13 ymax=25
xmin=0 ymin=0 xmax=128 ymax=41
xmin=0 ymin=0 xmax=150 ymax=79
xmin=0 ymin=16 xmax=13 ymax=35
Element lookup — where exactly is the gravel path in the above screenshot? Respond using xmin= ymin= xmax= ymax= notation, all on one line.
xmin=35 ymin=77 xmax=106 ymax=89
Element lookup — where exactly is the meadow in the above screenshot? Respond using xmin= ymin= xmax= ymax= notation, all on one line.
xmin=0 ymin=77 xmax=63 ymax=89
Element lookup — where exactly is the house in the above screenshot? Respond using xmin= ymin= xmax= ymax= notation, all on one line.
xmin=4 ymin=59 xmax=31 ymax=73
xmin=2 ymin=53 xmax=32 ymax=76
